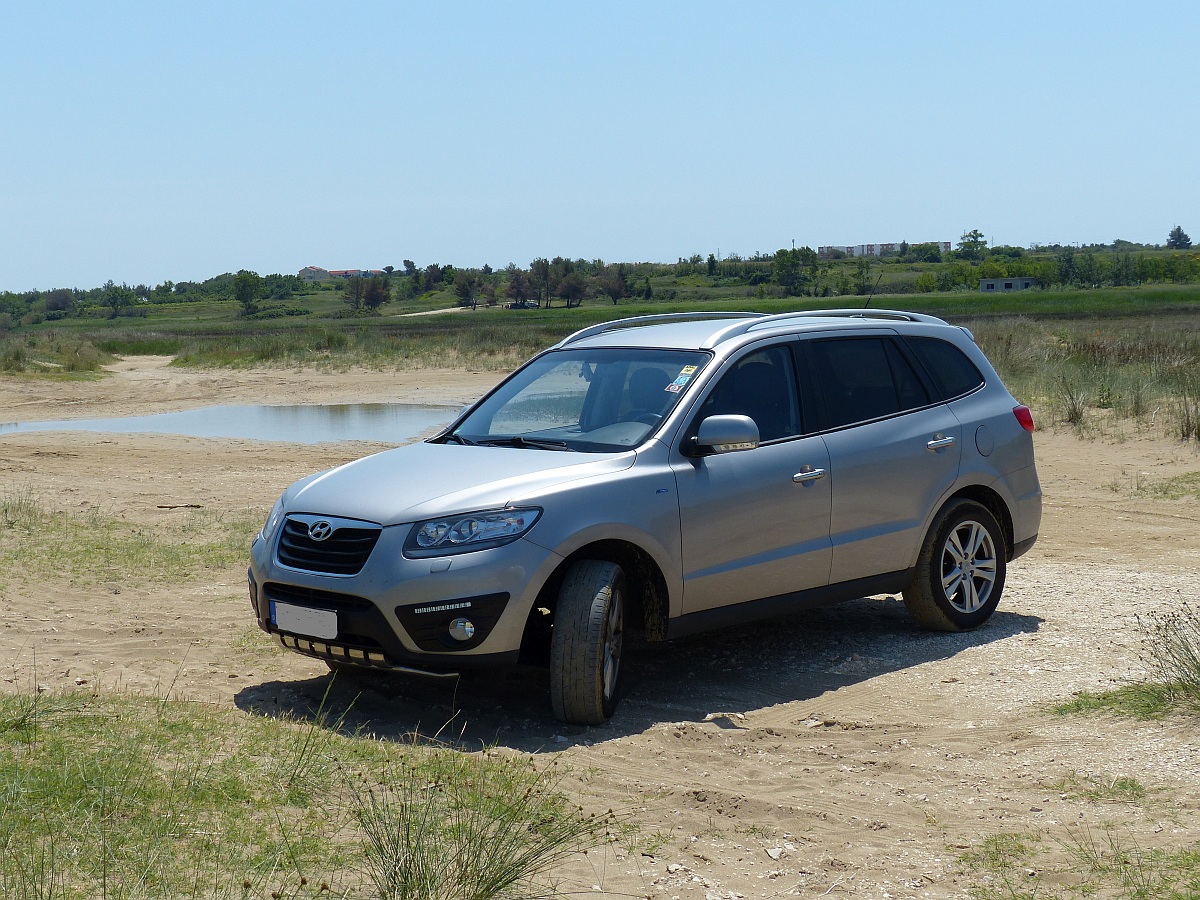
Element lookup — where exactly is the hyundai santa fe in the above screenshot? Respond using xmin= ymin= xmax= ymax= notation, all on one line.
xmin=248 ymin=309 xmax=1042 ymax=724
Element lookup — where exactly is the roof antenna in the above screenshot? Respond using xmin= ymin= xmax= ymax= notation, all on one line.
xmin=864 ymin=274 xmax=882 ymax=308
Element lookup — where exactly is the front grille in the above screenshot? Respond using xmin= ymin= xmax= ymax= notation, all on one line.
xmin=277 ymin=517 xmax=381 ymax=575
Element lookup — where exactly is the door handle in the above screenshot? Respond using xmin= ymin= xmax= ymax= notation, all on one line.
xmin=793 ymin=467 xmax=828 ymax=484
xmin=926 ymin=434 xmax=956 ymax=451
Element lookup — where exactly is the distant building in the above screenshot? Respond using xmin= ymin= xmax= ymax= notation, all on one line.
xmin=328 ymin=268 xmax=386 ymax=279
xmin=818 ymin=241 xmax=951 ymax=259
xmin=979 ymin=277 xmax=1039 ymax=292
xmin=300 ymin=266 xmax=387 ymax=282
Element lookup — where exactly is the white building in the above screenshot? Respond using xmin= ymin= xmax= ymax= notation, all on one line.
xmin=818 ymin=241 xmax=952 ymax=259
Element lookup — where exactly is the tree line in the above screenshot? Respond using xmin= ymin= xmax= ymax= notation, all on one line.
xmin=2 ymin=226 xmax=1195 ymax=330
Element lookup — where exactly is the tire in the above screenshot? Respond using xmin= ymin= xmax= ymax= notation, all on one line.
xmin=549 ymin=560 xmax=626 ymax=725
xmin=903 ymin=499 xmax=1006 ymax=632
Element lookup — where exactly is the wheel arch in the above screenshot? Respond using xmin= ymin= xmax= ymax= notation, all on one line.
xmin=519 ymin=538 xmax=670 ymax=665
xmin=943 ymin=484 xmax=1015 ymax=560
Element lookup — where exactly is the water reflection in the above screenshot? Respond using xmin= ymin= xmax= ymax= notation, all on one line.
xmin=0 ymin=403 xmax=457 ymax=445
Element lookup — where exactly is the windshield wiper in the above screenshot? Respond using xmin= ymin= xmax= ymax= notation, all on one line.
xmin=475 ymin=436 xmax=574 ymax=451
xmin=441 ymin=433 xmax=475 ymax=445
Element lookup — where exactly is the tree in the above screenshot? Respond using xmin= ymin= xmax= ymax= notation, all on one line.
xmin=908 ymin=243 xmax=943 ymax=263
xmin=101 ymin=280 xmax=136 ymax=318
xmin=706 ymin=254 xmax=718 ymax=277
xmin=454 ymin=271 xmax=479 ymax=309
xmin=529 ymin=258 xmax=551 ymax=306
xmin=362 ymin=276 xmax=391 ymax=310
xmin=232 ymin=270 xmax=264 ymax=316
xmin=504 ymin=270 xmax=532 ymax=305
xmin=554 ymin=271 xmax=587 ymax=308
xmin=423 ymin=263 xmax=445 ymax=290
xmin=597 ymin=264 xmax=629 ymax=305
xmin=854 ymin=256 xmax=874 ymax=295
xmin=1055 ymin=248 xmax=1077 ymax=286
xmin=771 ymin=248 xmax=805 ymax=296
xmin=45 ymin=288 xmax=75 ymax=313
xmin=341 ymin=276 xmax=366 ymax=310
xmin=956 ymin=229 xmax=987 ymax=262
xmin=1167 ymin=225 xmax=1192 ymax=249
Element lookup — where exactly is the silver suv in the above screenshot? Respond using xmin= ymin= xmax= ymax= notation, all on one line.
xmin=249 ymin=310 xmax=1041 ymax=724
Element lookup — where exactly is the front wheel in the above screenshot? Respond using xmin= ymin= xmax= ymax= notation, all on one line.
xmin=549 ymin=560 xmax=625 ymax=725
xmin=903 ymin=499 xmax=1007 ymax=632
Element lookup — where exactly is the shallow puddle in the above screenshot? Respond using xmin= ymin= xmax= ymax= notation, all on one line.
xmin=0 ymin=403 xmax=458 ymax=444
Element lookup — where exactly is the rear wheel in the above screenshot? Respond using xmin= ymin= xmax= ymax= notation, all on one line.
xmin=903 ymin=499 xmax=1006 ymax=632
xmin=549 ymin=560 xmax=625 ymax=725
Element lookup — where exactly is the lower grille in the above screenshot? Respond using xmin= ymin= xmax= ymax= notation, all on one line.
xmin=276 ymin=633 xmax=391 ymax=666
xmin=263 ymin=582 xmax=373 ymax=612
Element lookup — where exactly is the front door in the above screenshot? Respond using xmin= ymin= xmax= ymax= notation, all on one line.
xmin=672 ymin=344 xmax=833 ymax=614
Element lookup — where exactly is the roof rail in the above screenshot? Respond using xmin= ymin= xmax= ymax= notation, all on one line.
xmin=554 ymin=311 xmax=760 ymax=348
xmin=776 ymin=308 xmax=948 ymax=324
xmin=700 ymin=308 xmax=949 ymax=347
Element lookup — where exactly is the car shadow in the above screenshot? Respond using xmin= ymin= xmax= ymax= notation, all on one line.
xmin=233 ymin=595 xmax=1042 ymax=752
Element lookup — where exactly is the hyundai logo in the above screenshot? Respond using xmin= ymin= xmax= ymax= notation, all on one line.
xmin=308 ymin=520 xmax=335 ymax=542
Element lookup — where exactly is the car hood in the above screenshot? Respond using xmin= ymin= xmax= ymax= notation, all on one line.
xmin=284 ymin=441 xmax=636 ymax=526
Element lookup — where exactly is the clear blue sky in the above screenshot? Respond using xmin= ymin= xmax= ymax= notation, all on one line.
xmin=2 ymin=1 xmax=1196 ymax=292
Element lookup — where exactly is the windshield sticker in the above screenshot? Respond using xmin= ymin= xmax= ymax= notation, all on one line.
xmin=679 ymin=365 xmax=698 ymax=376
xmin=665 ymin=383 xmax=684 ymax=393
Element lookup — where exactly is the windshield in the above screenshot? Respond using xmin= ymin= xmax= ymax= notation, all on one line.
xmin=445 ymin=348 xmax=710 ymax=452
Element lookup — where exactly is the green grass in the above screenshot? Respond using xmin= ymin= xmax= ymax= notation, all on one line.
xmin=1054 ymin=773 xmax=1148 ymax=804
xmin=0 ymin=688 xmax=616 ymax=900
xmin=1030 ymin=607 xmax=1200 ymax=896
xmin=1054 ymin=603 xmax=1200 ymax=720
xmin=1054 ymin=684 xmax=1181 ymax=720
xmin=960 ymin=828 xmax=1200 ymax=899
xmin=1 ymin=490 xmax=256 ymax=586
xmin=1107 ymin=471 xmax=1200 ymax=500
xmin=1 ymin=331 xmax=112 ymax=373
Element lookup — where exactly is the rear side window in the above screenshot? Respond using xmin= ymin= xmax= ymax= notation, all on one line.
xmin=905 ymin=336 xmax=985 ymax=400
xmin=808 ymin=337 xmax=930 ymax=429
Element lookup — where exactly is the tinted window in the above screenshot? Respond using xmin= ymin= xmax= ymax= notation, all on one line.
xmin=700 ymin=345 xmax=800 ymax=442
xmin=809 ymin=337 xmax=930 ymax=428
xmin=905 ymin=336 xmax=985 ymax=400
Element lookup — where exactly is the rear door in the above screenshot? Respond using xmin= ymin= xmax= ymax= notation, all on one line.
xmin=804 ymin=335 xmax=961 ymax=584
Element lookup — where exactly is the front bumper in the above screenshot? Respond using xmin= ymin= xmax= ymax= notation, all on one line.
xmin=248 ymin=526 xmax=557 ymax=673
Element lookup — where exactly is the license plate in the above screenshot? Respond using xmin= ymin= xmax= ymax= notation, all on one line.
xmin=270 ymin=600 xmax=337 ymax=640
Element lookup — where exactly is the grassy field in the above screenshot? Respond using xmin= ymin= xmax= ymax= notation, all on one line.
xmin=0 ymin=687 xmax=617 ymax=900
xmin=5 ymin=283 xmax=1199 ymax=439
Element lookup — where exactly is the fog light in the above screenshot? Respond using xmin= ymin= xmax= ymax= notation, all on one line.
xmin=448 ymin=617 xmax=476 ymax=641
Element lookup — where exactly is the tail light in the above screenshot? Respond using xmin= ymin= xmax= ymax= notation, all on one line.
xmin=1013 ymin=405 xmax=1035 ymax=432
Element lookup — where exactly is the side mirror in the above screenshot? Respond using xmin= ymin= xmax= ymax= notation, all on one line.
xmin=695 ymin=414 xmax=759 ymax=454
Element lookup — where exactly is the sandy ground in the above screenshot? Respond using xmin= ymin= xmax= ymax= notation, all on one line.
xmin=2 ymin=356 xmax=1199 ymax=898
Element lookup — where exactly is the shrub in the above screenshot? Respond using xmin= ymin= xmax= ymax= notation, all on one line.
xmin=1140 ymin=602 xmax=1200 ymax=706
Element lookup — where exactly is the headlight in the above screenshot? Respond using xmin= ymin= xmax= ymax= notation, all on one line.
xmin=404 ymin=508 xmax=541 ymax=558
xmin=259 ymin=495 xmax=286 ymax=542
